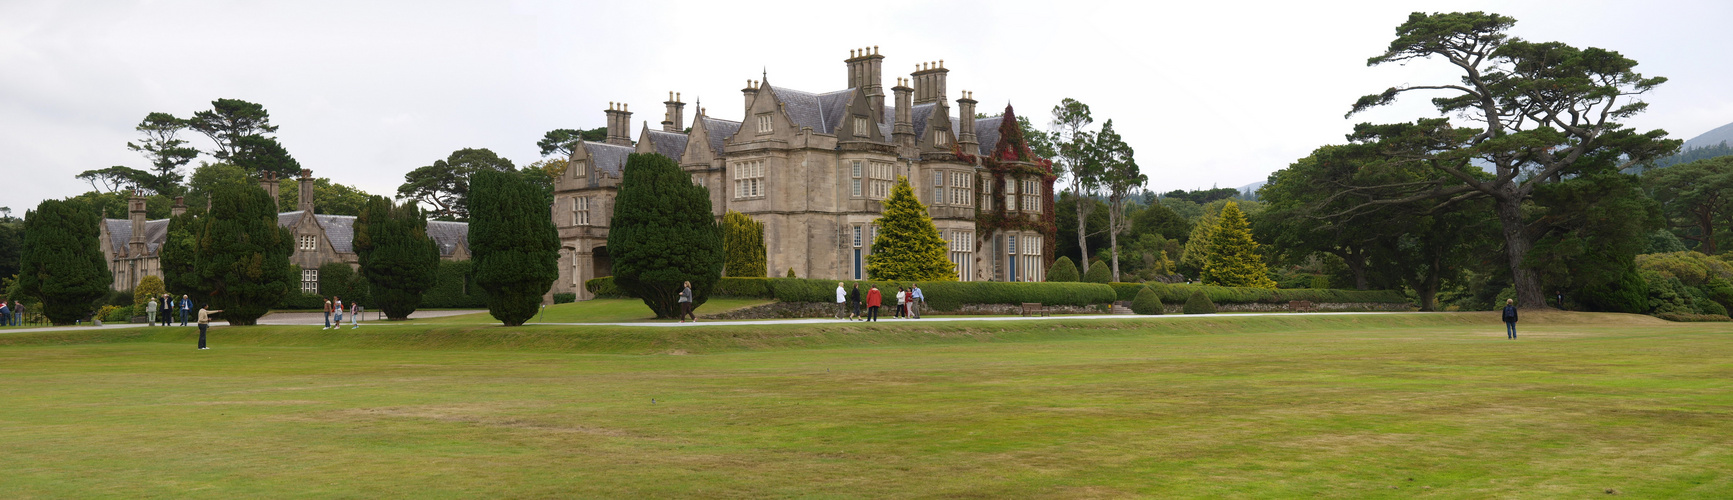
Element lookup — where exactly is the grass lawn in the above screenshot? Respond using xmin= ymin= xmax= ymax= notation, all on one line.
xmin=0 ymin=312 xmax=1728 ymax=497
xmin=416 ymin=297 xmax=774 ymax=324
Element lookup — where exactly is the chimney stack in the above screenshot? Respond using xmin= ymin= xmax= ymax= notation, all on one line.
xmin=128 ymin=190 xmax=147 ymax=256
xmin=259 ymin=171 xmax=280 ymax=211
xmin=741 ymin=80 xmax=760 ymax=116
xmin=845 ymin=46 xmax=885 ymax=122
xmin=892 ymin=77 xmax=915 ymax=151
xmin=912 ymin=60 xmax=948 ymax=105
xmin=297 ymin=169 xmax=315 ymax=213
xmin=662 ymin=92 xmax=686 ymax=132
xmin=604 ymin=102 xmax=632 ymax=146
xmin=171 ymin=196 xmax=186 ymax=217
xmin=957 ymin=91 xmax=978 ymax=150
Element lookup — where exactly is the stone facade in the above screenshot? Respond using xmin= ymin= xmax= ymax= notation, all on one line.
xmin=553 ymin=49 xmax=1056 ymax=300
xmin=99 ymin=170 xmax=471 ymax=294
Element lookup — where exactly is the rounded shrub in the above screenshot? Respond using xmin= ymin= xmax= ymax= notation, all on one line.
xmin=1082 ymin=261 xmax=1112 ymax=283
xmin=1182 ymin=290 xmax=1216 ymax=314
xmin=1131 ymin=286 xmax=1163 ymax=315
xmin=1046 ymin=256 xmax=1080 ymax=282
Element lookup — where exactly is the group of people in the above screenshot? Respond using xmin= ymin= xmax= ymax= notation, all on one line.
xmin=836 ymin=282 xmax=925 ymax=322
xmin=0 ymin=300 xmax=23 ymax=326
xmin=143 ymin=294 xmax=194 ymax=327
xmin=322 ymin=296 xmax=364 ymax=330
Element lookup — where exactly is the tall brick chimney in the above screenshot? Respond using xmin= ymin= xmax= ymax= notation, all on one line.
xmin=912 ymin=60 xmax=948 ymax=105
xmin=127 ymin=191 xmax=147 ymax=257
xmin=297 ymin=169 xmax=315 ymax=213
xmin=259 ymin=171 xmax=280 ymax=211
xmin=845 ymin=46 xmax=885 ymax=121
xmin=893 ymin=77 xmax=915 ymax=152
xmin=604 ymin=102 xmax=632 ymax=146
xmin=957 ymin=91 xmax=978 ymax=150
xmin=662 ymin=92 xmax=685 ymax=132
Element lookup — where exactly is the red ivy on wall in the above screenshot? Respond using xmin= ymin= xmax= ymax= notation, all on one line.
xmin=953 ymin=104 xmax=1058 ymax=274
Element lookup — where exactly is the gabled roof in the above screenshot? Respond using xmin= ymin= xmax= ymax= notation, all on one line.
xmin=644 ymin=129 xmax=688 ymax=159
xmin=581 ymin=142 xmax=635 ymax=177
xmin=278 ymin=211 xmax=468 ymax=257
xmin=698 ymin=116 xmax=740 ymax=154
xmin=910 ymin=102 xmax=938 ymax=140
xmin=426 ymin=220 xmax=470 ymax=257
xmin=973 ymin=116 xmax=1004 ymax=156
xmin=104 ymin=219 xmax=170 ymax=256
xmin=767 ymin=84 xmax=853 ymax=134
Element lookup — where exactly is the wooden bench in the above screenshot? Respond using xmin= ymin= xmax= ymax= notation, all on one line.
xmin=1021 ymin=302 xmax=1048 ymax=317
xmin=1289 ymin=300 xmax=1316 ymax=312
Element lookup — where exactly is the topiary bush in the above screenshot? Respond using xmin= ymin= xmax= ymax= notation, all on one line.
xmin=1046 ymin=256 xmax=1080 ymax=282
xmin=1082 ymin=261 xmax=1112 ymax=283
xmin=1182 ymin=290 xmax=1216 ymax=314
xmin=1131 ymin=286 xmax=1163 ymax=315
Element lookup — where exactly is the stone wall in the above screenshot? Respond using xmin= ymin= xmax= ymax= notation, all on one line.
xmin=701 ymin=301 xmax=1409 ymax=320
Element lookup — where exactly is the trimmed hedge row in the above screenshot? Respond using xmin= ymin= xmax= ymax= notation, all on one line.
xmin=1147 ymin=283 xmax=1409 ymax=305
xmin=586 ymin=276 xmax=1117 ymax=311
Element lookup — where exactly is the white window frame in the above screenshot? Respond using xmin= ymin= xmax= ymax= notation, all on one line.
xmin=935 ymin=131 xmax=949 ymax=146
xmin=573 ymin=196 xmax=590 ymax=226
xmin=1022 ymin=179 xmax=1040 ymax=212
xmin=298 ymin=234 xmax=317 ymax=251
xmin=933 ymin=171 xmax=945 ymax=204
xmin=756 ymin=113 xmax=773 ymax=134
xmin=854 ymin=116 xmax=869 ymax=136
xmin=949 ymin=230 xmax=974 ymax=281
xmin=572 ymin=160 xmax=585 ymax=178
xmin=1004 ymin=178 xmax=1016 ymax=211
xmin=949 ymin=172 xmax=972 ymax=206
xmin=851 ymin=160 xmax=863 ymax=197
xmin=301 ymin=268 xmax=319 ymax=294
xmin=1023 ymin=235 xmax=1044 ymax=282
xmin=733 ymin=160 xmax=765 ymax=199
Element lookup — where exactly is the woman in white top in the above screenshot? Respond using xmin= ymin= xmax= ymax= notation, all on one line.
xmin=895 ymin=288 xmax=907 ymax=318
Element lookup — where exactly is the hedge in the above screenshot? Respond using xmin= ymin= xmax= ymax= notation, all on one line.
xmin=422 ymin=261 xmax=489 ymax=308
xmin=1109 ymin=282 xmax=1147 ymax=302
xmin=585 ymin=276 xmax=1117 ymax=311
xmin=1147 ymin=283 xmax=1408 ymax=305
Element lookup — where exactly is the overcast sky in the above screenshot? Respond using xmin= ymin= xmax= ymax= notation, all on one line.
xmin=3 ymin=0 xmax=1730 ymax=216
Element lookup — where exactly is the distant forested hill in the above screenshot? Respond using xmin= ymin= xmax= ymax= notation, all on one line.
xmin=1642 ymin=120 xmax=1733 ymax=172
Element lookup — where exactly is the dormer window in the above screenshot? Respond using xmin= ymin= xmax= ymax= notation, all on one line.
xmin=298 ymin=234 xmax=317 ymax=251
xmin=935 ymin=131 xmax=949 ymax=146
xmin=572 ymin=160 xmax=585 ymax=178
xmin=756 ymin=113 xmax=773 ymax=134
xmin=854 ymin=116 xmax=869 ymax=137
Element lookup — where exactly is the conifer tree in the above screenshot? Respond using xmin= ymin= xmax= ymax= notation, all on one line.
xmin=1202 ymin=201 xmax=1276 ymax=288
xmin=722 ymin=210 xmax=766 ymax=277
xmin=1046 ymin=256 xmax=1080 ymax=282
xmin=158 ymin=212 xmax=201 ymax=297
xmin=1083 ymin=260 xmax=1112 ymax=283
xmin=608 ymin=153 xmax=723 ymax=318
xmin=193 ymin=184 xmax=295 ymax=324
xmin=1178 ymin=210 xmax=1217 ymax=278
xmin=866 ymin=176 xmax=955 ymax=281
xmin=1131 ymin=286 xmax=1164 ymax=315
xmin=354 ymin=195 xmax=441 ymax=320
xmin=17 ymin=199 xmax=110 ymax=324
xmin=469 ymin=169 xmax=560 ymax=326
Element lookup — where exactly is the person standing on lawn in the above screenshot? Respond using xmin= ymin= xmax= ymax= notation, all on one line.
xmin=849 ymin=282 xmax=862 ymax=321
xmin=178 ymin=295 xmax=191 ymax=326
xmin=351 ymin=301 xmax=363 ymax=329
xmin=1502 ymin=299 xmax=1519 ymax=339
xmin=835 ymin=282 xmax=849 ymax=320
xmin=866 ymin=285 xmax=882 ymax=322
xmin=196 ymin=304 xmax=223 ymax=350
xmin=910 ymin=284 xmax=924 ymax=319
xmin=677 ymin=281 xmax=696 ymax=322
xmin=1 ymin=301 xmax=10 ymax=327
xmin=332 ymin=296 xmax=343 ymax=326
xmin=322 ymin=298 xmax=333 ymax=330
xmin=895 ymin=287 xmax=907 ymax=319
xmin=160 ymin=295 xmax=172 ymax=327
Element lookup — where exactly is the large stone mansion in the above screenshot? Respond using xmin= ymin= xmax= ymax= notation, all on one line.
xmin=553 ymin=48 xmax=1055 ymax=300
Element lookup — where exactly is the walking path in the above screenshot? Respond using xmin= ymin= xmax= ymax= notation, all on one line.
xmin=0 ymin=309 xmax=488 ymax=333
xmin=526 ymin=311 xmax=1425 ymax=328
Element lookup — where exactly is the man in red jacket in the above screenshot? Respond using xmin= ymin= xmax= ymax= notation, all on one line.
xmin=866 ymin=285 xmax=882 ymax=322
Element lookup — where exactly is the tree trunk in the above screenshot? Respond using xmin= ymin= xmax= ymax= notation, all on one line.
xmin=1075 ymin=193 xmax=1091 ymax=273
xmin=1339 ymin=248 xmax=1368 ymax=290
xmin=1494 ymin=196 xmax=1548 ymax=309
xmin=1109 ymin=222 xmax=1121 ymax=283
xmin=1418 ymin=253 xmax=1441 ymax=312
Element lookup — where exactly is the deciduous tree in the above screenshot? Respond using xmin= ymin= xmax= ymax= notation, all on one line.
xmin=1095 ymin=120 xmax=1147 ymax=282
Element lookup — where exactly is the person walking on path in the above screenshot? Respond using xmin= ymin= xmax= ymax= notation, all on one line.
xmin=866 ymin=285 xmax=882 ymax=322
xmin=322 ymin=298 xmax=333 ymax=330
xmin=196 ymin=304 xmax=223 ymax=350
xmin=144 ymin=297 xmax=158 ymax=326
xmin=910 ymin=284 xmax=924 ymax=319
xmin=160 ymin=295 xmax=172 ymax=327
xmin=677 ymin=281 xmax=696 ymax=322
xmin=1 ymin=301 xmax=11 ymax=327
xmin=351 ymin=301 xmax=364 ymax=329
xmin=177 ymin=295 xmax=191 ymax=326
xmin=849 ymin=283 xmax=862 ymax=321
xmin=332 ymin=297 xmax=344 ymax=326
xmin=835 ymin=282 xmax=849 ymax=320
xmin=1502 ymin=299 xmax=1519 ymax=339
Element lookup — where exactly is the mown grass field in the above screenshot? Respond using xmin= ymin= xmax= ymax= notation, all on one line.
xmin=0 ymin=312 xmax=1728 ymax=498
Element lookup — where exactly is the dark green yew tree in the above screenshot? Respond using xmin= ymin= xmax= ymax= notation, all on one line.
xmin=193 ymin=184 xmax=295 ymax=324
xmin=608 ymin=153 xmax=722 ymax=318
xmin=18 ymin=199 xmax=111 ymax=324
xmin=158 ymin=212 xmax=201 ymax=298
xmin=468 ymin=169 xmax=559 ymax=326
xmin=355 ymin=196 xmax=441 ymax=320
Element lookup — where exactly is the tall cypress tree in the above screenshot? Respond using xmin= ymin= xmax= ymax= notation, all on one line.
xmin=608 ymin=153 xmax=722 ymax=318
xmin=722 ymin=210 xmax=766 ymax=277
xmin=1202 ymin=201 xmax=1276 ymax=288
xmin=866 ymin=176 xmax=955 ymax=281
xmin=354 ymin=195 xmax=440 ymax=320
xmin=469 ymin=169 xmax=559 ymax=326
xmin=18 ymin=199 xmax=111 ymax=324
xmin=193 ymin=184 xmax=295 ymax=324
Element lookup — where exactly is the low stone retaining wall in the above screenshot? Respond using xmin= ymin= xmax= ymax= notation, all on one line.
xmin=702 ymin=301 xmax=1408 ymax=319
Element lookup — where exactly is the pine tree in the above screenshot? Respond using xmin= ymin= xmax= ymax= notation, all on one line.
xmin=355 ymin=195 xmax=441 ymax=320
xmin=1202 ymin=201 xmax=1277 ymax=288
xmin=865 ymin=176 xmax=955 ymax=281
xmin=607 ymin=153 xmax=723 ymax=318
xmin=469 ymin=169 xmax=560 ymax=326
xmin=722 ymin=210 xmax=766 ymax=277
xmin=193 ymin=184 xmax=296 ymax=325
xmin=17 ymin=199 xmax=111 ymax=324
xmin=1046 ymin=256 xmax=1080 ymax=282
xmin=1178 ymin=210 xmax=1217 ymax=278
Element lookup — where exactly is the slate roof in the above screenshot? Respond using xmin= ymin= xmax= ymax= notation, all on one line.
xmin=767 ymin=84 xmax=853 ymax=134
xmin=104 ymin=219 xmax=170 ymax=256
xmin=581 ymin=142 xmax=634 ymax=177
xmin=644 ymin=129 xmax=688 ymax=159
xmin=425 ymin=220 xmax=470 ymax=257
xmin=973 ymin=116 xmax=1004 ymax=156
xmin=699 ymin=116 xmax=740 ymax=154
xmin=277 ymin=211 xmax=468 ymax=257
